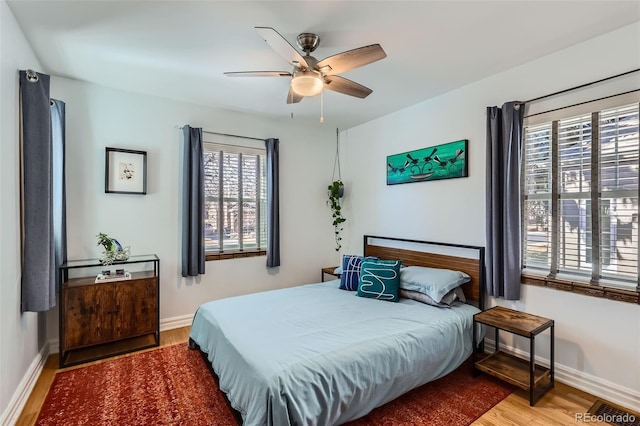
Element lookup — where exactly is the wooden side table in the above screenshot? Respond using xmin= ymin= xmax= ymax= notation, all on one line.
xmin=473 ymin=306 xmax=554 ymax=406
xmin=321 ymin=266 xmax=341 ymax=282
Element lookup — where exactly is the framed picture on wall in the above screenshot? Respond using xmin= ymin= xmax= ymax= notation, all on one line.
xmin=105 ymin=147 xmax=147 ymax=194
xmin=387 ymin=139 xmax=468 ymax=185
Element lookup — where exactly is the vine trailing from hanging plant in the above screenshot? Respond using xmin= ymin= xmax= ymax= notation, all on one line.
xmin=327 ymin=180 xmax=346 ymax=251
xmin=328 ymin=128 xmax=346 ymax=251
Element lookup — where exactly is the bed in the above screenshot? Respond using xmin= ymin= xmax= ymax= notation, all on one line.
xmin=189 ymin=235 xmax=485 ymax=425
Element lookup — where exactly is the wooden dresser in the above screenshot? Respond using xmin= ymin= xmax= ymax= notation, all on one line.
xmin=59 ymin=255 xmax=160 ymax=368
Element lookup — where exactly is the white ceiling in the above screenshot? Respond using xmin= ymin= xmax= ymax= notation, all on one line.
xmin=7 ymin=1 xmax=640 ymax=129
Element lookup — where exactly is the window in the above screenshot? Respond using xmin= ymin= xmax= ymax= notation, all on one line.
xmin=203 ymin=142 xmax=267 ymax=259
xmin=522 ymin=99 xmax=639 ymax=291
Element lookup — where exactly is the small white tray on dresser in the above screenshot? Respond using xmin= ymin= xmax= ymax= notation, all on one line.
xmin=95 ymin=271 xmax=132 ymax=283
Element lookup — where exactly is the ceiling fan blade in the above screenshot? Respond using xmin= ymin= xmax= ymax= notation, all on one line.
xmin=224 ymin=71 xmax=292 ymax=77
xmin=286 ymin=88 xmax=303 ymax=104
xmin=323 ymin=75 xmax=373 ymax=99
xmin=255 ymin=27 xmax=309 ymax=69
xmin=317 ymin=44 xmax=386 ymax=75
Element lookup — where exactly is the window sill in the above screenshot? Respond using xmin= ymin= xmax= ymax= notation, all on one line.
xmin=521 ymin=273 xmax=640 ymax=304
xmin=206 ymin=250 xmax=266 ymax=262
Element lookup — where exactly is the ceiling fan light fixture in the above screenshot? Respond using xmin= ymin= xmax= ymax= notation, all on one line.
xmin=291 ymin=69 xmax=323 ymax=97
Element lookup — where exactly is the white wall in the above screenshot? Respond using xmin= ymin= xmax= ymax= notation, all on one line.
xmin=46 ymin=77 xmax=339 ymax=342
xmin=0 ymin=0 xmax=47 ymax=423
xmin=340 ymin=22 xmax=640 ymax=409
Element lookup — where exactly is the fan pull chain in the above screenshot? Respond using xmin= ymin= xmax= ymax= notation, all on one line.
xmin=289 ymin=91 xmax=294 ymax=119
xmin=320 ymin=90 xmax=324 ymax=123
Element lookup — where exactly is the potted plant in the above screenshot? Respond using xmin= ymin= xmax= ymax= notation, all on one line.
xmin=327 ymin=180 xmax=346 ymax=251
xmin=97 ymin=232 xmax=115 ymax=252
xmin=97 ymin=232 xmax=130 ymax=265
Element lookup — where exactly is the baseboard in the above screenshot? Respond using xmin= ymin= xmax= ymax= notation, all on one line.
xmin=0 ymin=342 xmax=49 ymax=426
xmin=48 ymin=339 xmax=59 ymax=355
xmin=483 ymin=339 xmax=640 ymax=412
xmin=159 ymin=313 xmax=193 ymax=332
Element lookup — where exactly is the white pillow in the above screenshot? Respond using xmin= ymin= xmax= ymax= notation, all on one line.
xmin=400 ymin=287 xmax=466 ymax=308
xmin=400 ymin=266 xmax=470 ymax=303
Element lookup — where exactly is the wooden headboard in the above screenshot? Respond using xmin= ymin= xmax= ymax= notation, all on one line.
xmin=363 ymin=235 xmax=485 ymax=310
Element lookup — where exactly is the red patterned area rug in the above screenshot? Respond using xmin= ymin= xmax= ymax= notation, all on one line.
xmin=346 ymin=361 xmax=514 ymax=426
xmin=37 ymin=344 xmax=513 ymax=425
xmin=36 ymin=344 xmax=236 ymax=426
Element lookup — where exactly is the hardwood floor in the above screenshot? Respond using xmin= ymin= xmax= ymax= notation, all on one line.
xmin=474 ymin=383 xmax=611 ymax=425
xmin=16 ymin=326 xmax=633 ymax=426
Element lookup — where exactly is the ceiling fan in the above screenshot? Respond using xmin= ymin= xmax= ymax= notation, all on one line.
xmin=224 ymin=27 xmax=387 ymax=104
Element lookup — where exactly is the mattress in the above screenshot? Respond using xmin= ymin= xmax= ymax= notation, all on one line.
xmin=189 ymin=279 xmax=480 ymax=426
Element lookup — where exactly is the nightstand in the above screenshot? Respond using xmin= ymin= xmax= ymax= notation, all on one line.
xmin=473 ymin=306 xmax=554 ymax=406
xmin=321 ymin=266 xmax=341 ymax=282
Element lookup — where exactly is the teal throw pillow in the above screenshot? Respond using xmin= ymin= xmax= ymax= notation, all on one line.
xmin=357 ymin=259 xmax=402 ymax=302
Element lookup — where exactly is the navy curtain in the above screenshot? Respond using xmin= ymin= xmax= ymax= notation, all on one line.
xmin=265 ymin=138 xmax=280 ymax=268
xmin=181 ymin=125 xmax=205 ymax=277
xmin=51 ymin=99 xmax=67 ymax=295
xmin=20 ymin=71 xmax=66 ymax=312
xmin=486 ymin=102 xmax=525 ymax=300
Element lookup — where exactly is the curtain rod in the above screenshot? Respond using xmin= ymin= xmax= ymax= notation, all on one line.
xmin=519 ymin=68 xmax=640 ymax=105
xmin=176 ymin=125 xmax=264 ymax=142
xmin=524 ymin=88 xmax=640 ymax=119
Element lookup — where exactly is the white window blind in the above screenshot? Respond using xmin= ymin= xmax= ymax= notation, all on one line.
xmin=523 ymin=123 xmax=552 ymax=269
xmin=557 ymin=113 xmax=592 ymax=276
xmin=599 ymin=104 xmax=639 ymax=281
xmin=203 ymin=142 xmax=267 ymax=253
xmin=522 ymin=99 xmax=639 ymax=289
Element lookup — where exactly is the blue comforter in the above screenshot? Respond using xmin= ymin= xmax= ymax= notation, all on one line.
xmin=189 ymin=280 xmax=479 ymax=425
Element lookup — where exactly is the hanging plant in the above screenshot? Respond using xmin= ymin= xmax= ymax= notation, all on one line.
xmin=328 ymin=128 xmax=346 ymax=251
xmin=327 ymin=180 xmax=346 ymax=251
